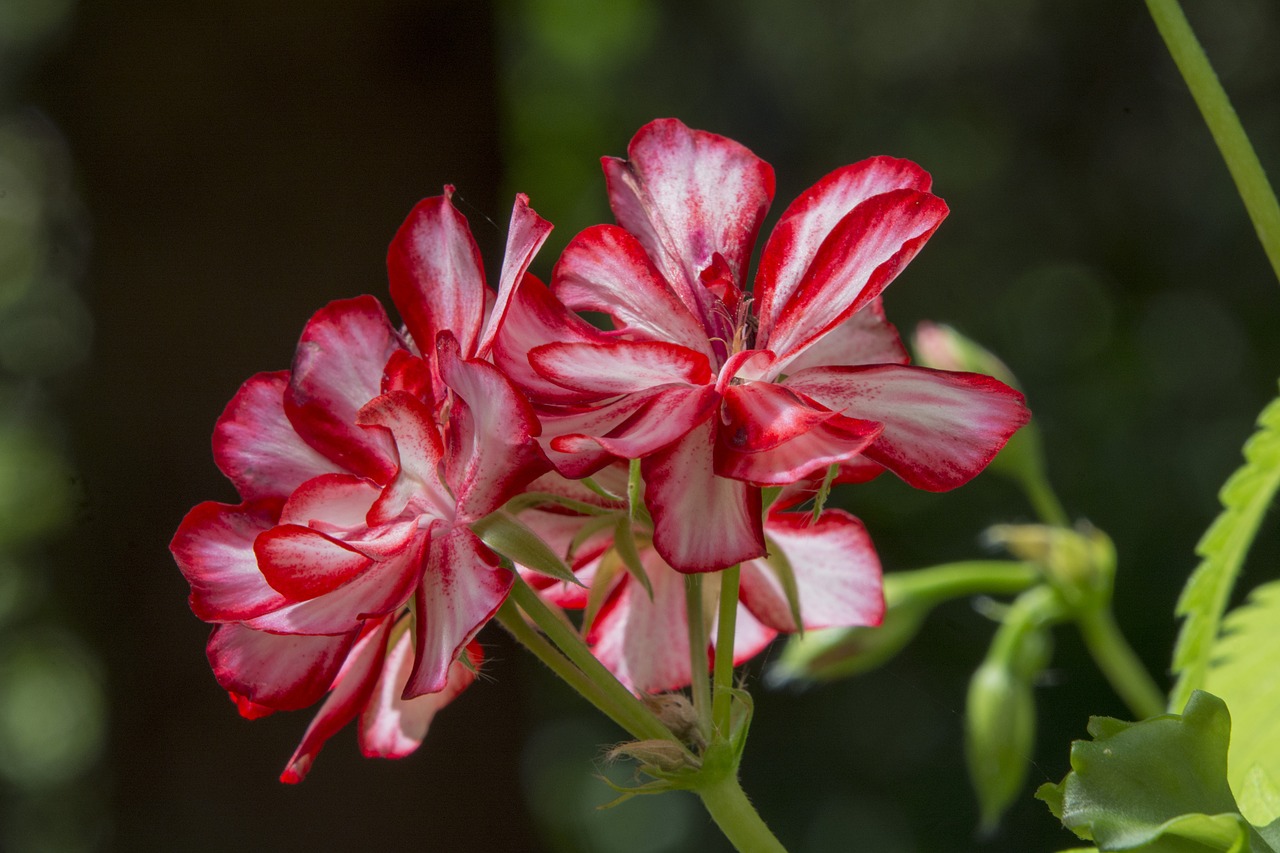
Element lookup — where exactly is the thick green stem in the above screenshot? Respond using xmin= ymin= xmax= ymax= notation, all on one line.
xmin=697 ymin=772 xmax=789 ymax=853
xmin=1021 ymin=469 xmax=1070 ymax=529
xmin=888 ymin=560 xmax=1041 ymax=604
xmin=1145 ymin=0 xmax=1280 ymax=285
xmin=1077 ymin=604 xmax=1166 ymax=719
xmin=685 ymin=573 xmax=713 ymax=737
xmin=711 ymin=565 xmax=741 ymax=735
xmin=507 ymin=577 xmax=675 ymax=743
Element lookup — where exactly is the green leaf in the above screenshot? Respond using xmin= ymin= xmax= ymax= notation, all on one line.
xmin=1038 ymin=691 xmax=1276 ymax=852
xmin=1170 ymin=389 xmax=1280 ymax=713
xmin=763 ymin=534 xmax=804 ymax=636
xmin=501 ymin=491 xmax=618 ymax=516
xmin=472 ymin=511 xmax=582 ymax=587
xmin=613 ymin=516 xmax=654 ymax=600
xmin=581 ymin=550 xmax=622 ymax=637
xmin=1205 ymin=579 xmax=1280 ymax=826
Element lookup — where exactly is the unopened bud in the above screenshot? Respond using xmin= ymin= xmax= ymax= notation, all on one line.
xmin=606 ymin=739 xmax=700 ymax=774
xmin=642 ymin=693 xmax=705 ymax=750
xmin=987 ymin=522 xmax=1115 ymax=610
xmin=966 ymin=657 xmax=1038 ymax=835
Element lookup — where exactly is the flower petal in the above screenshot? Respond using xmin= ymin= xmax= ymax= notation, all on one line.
xmin=530 ymin=339 xmax=712 ymax=396
xmin=279 ymin=473 xmax=381 ymax=531
xmin=553 ymin=385 xmax=717 ymax=459
xmin=603 ymin=119 xmax=775 ymax=328
xmin=491 ymin=273 xmax=614 ymax=406
xmin=360 ymin=635 xmax=481 ymax=759
xmin=588 ymin=556 xmax=692 ymax=693
xmin=171 ymin=500 xmax=287 ymax=622
xmin=281 ymin=619 xmax=391 ymax=783
xmin=775 ymin=297 xmax=909 ymax=376
xmin=403 ymin=527 xmax=512 ymax=697
xmin=476 ymin=194 xmax=554 ymax=358
xmin=641 ymin=417 xmax=765 ymax=572
xmin=741 ymin=510 xmax=884 ymax=633
xmin=254 ymin=523 xmax=376 ymax=601
xmin=284 ymin=296 xmax=400 ymax=483
xmin=755 ymin=157 xmax=932 ymax=336
xmin=785 ymin=364 xmax=1030 ymax=491
xmin=438 ymin=334 xmax=551 ymax=522
xmin=207 ymin=622 xmax=356 ymax=713
xmin=387 ymin=188 xmax=486 ymax=360
xmin=357 ymin=391 xmax=452 ymax=525
xmin=551 ymin=224 xmax=710 ymax=354
xmin=762 ymin=190 xmax=948 ymax=366
xmin=214 ymin=371 xmax=343 ymax=501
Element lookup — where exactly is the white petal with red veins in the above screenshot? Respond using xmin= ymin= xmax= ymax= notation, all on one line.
xmin=279 ymin=473 xmax=381 ymax=531
xmin=357 ymin=392 xmax=452 ymax=525
xmin=254 ymin=523 xmax=374 ymax=600
xmin=755 ymin=157 xmax=932 ymax=335
xmin=603 ymin=119 xmax=775 ymax=329
xmin=772 ymin=298 xmax=909 ymax=377
xmin=763 ymin=190 xmax=948 ymax=366
xmin=551 ymin=225 xmax=711 ymax=354
xmin=214 ymin=371 xmax=343 ymax=501
xmin=403 ymin=527 xmax=512 ymax=697
xmin=360 ymin=635 xmax=480 ymax=759
xmin=530 ymin=340 xmax=712 ymax=396
xmin=476 ymin=194 xmax=554 ymax=358
xmin=588 ymin=555 xmax=693 ymax=694
xmin=553 ymin=384 xmax=717 ymax=459
xmin=207 ymin=622 xmax=356 ymax=713
xmin=740 ymin=510 xmax=884 ymax=633
xmin=284 ymin=296 xmax=400 ymax=483
xmin=281 ymin=619 xmax=391 ymax=783
xmin=387 ymin=189 xmax=487 ymax=360
xmin=171 ymin=500 xmax=287 ymax=622
xmin=785 ymin=364 xmax=1030 ymax=491
xmin=642 ymin=417 xmax=765 ymax=573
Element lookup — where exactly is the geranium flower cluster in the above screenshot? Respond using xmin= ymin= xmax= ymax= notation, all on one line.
xmin=172 ymin=119 xmax=1029 ymax=780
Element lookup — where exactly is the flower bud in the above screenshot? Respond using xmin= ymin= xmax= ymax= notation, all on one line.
xmin=966 ymin=656 xmax=1038 ymax=835
xmin=987 ymin=522 xmax=1115 ymax=610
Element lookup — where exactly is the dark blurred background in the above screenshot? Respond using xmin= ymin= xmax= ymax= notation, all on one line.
xmin=3 ymin=0 xmax=1279 ymax=850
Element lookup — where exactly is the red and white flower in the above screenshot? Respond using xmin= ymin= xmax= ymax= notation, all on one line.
xmin=171 ymin=191 xmax=551 ymax=780
xmin=519 ymin=471 xmax=884 ymax=694
xmin=495 ymin=119 xmax=1029 ymax=573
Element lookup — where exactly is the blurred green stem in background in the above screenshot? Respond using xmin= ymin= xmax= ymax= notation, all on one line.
xmin=1145 ymin=0 xmax=1280 ymax=287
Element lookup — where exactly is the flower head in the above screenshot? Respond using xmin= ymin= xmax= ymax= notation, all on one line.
xmin=171 ymin=191 xmax=551 ymax=779
xmin=496 ymin=119 xmax=1030 ymax=572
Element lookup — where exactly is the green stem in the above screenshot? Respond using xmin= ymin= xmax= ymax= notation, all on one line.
xmin=1077 ymin=604 xmax=1166 ymax=719
xmin=712 ymin=565 xmax=741 ymax=736
xmin=507 ymin=577 xmax=675 ymax=743
xmin=1145 ymin=0 xmax=1280 ymax=285
xmin=697 ymin=772 xmax=789 ymax=853
xmin=685 ymin=573 xmax=713 ymax=738
xmin=496 ymin=600 xmax=638 ymax=735
xmin=1020 ymin=469 xmax=1070 ymax=529
xmin=887 ymin=560 xmax=1041 ymax=604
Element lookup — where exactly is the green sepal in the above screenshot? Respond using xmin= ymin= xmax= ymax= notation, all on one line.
xmin=811 ymin=463 xmax=839 ymax=523
xmin=567 ymin=513 xmax=619 ymax=561
xmin=501 ymin=491 xmax=619 ymax=516
xmin=581 ymin=550 xmax=622 ymax=637
xmin=582 ymin=476 xmax=624 ymax=502
xmin=472 ymin=510 xmax=582 ymax=587
xmin=1037 ymin=691 xmax=1277 ymax=851
xmin=763 ymin=534 xmax=805 ymax=636
xmin=613 ymin=515 xmax=654 ymax=600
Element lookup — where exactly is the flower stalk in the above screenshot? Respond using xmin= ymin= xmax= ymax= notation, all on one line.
xmin=1144 ymin=0 xmax=1280 ymax=286
xmin=712 ymin=564 xmax=742 ymax=736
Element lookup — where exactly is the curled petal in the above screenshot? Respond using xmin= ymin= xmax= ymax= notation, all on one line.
xmin=281 ymin=619 xmax=392 ymax=783
xmin=387 ymin=188 xmax=486 ymax=360
xmin=171 ymin=500 xmax=287 ymax=622
xmin=741 ymin=510 xmax=884 ymax=633
xmin=552 ymin=385 xmax=717 ymax=460
xmin=755 ymin=157 xmax=932 ymax=335
xmin=715 ymin=415 xmax=883 ymax=486
xmin=214 ymin=371 xmax=342 ymax=501
xmin=476 ymin=194 xmax=554 ymax=358
xmin=641 ymin=417 xmax=765 ymax=573
xmin=280 ymin=473 xmax=381 ymax=531
xmin=763 ymin=190 xmax=948 ymax=366
xmin=603 ymin=119 xmax=775 ymax=328
xmin=357 ymin=391 xmax=452 ymax=525
xmin=551 ymin=224 xmax=710 ymax=353
xmin=254 ymin=524 xmax=375 ymax=601
xmin=785 ymin=364 xmax=1030 ymax=491
xmin=403 ymin=527 xmax=512 ymax=697
xmin=207 ymin=623 xmax=356 ymax=714
xmin=438 ymin=334 xmax=551 ymax=522
xmin=360 ymin=636 xmax=481 ymax=759
xmin=284 ymin=296 xmax=400 ymax=483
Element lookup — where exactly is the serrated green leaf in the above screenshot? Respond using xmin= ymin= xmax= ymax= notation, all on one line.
xmin=1170 ymin=390 xmax=1280 ymax=713
xmin=472 ymin=511 xmax=582 ymax=587
xmin=1038 ymin=691 xmax=1276 ymax=852
xmin=1205 ymin=579 xmax=1280 ymax=826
